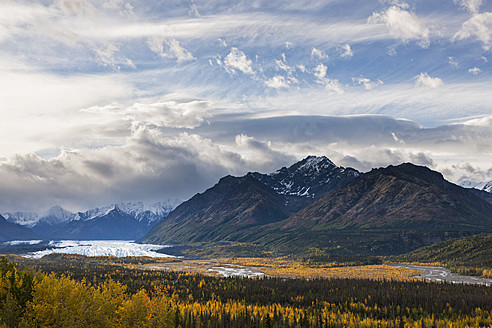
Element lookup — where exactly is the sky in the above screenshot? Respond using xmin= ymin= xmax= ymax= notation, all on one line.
xmin=1 ymin=0 xmax=492 ymax=212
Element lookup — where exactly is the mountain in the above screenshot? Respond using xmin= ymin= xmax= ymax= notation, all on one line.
xmin=44 ymin=201 xmax=181 ymax=240
xmin=255 ymin=163 xmax=492 ymax=255
xmin=3 ymin=211 xmax=39 ymax=228
xmin=142 ymin=161 xmax=492 ymax=256
xmin=281 ymin=163 xmax=492 ymax=230
xmin=393 ymin=233 xmax=492 ymax=269
xmin=459 ymin=179 xmax=492 ymax=193
xmin=3 ymin=200 xmax=181 ymax=240
xmin=0 ymin=215 xmax=39 ymax=241
xmin=248 ymin=156 xmax=359 ymax=212
xmin=49 ymin=207 xmax=152 ymax=240
xmin=141 ymin=175 xmax=290 ymax=244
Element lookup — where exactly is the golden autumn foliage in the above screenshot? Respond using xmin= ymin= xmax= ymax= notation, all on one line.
xmin=2 ymin=256 xmax=492 ymax=328
xmin=229 ymin=257 xmax=420 ymax=280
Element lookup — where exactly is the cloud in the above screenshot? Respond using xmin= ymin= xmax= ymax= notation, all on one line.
xmin=313 ymin=64 xmax=327 ymax=80
xmin=55 ymin=0 xmax=99 ymax=16
xmin=311 ymin=48 xmax=328 ymax=60
xmin=312 ymin=64 xmax=343 ymax=94
xmin=234 ymin=134 xmax=296 ymax=170
xmin=82 ymin=94 xmax=222 ymax=130
xmin=448 ymin=56 xmax=459 ymax=67
xmin=265 ymin=76 xmax=289 ymax=89
xmin=468 ymin=67 xmax=481 ymax=74
xmin=147 ymin=36 xmax=195 ymax=62
xmin=0 ymin=64 xmax=133 ymax=157
xmin=454 ymin=12 xmax=492 ymax=49
xmin=368 ymin=5 xmax=430 ymax=47
xmin=0 ymin=126 xmax=298 ymax=212
xmin=224 ymin=47 xmax=254 ymax=75
xmin=414 ymin=73 xmax=444 ymax=88
xmin=126 ymin=100 xmax=212 ymax=128
xmin=338 ymin=43 xmax=353 ymax=58
xmin=0 ymin=130 xmax=232 ymax=211
xmin=352 ymin=76 xmax=383 ymax=90
xmin=455 ymin=0 xmax=483 ymax=14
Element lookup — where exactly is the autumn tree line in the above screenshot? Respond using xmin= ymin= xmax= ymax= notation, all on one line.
xmin=2 ymin=256 xmax=492 ymax=328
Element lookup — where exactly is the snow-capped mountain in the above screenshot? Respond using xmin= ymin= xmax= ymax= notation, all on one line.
xmin=459 ymin=180 xmax=492 ymax=193
xmin=3 ymin=199 xmax=182 ymax=240
xmin=37 ymin=205 xmax=74 ymax=225
xmin=3 ymin=211 xmax=39 ymax=228
xmin=3 ymin=205 xmax=74 ymax=228
xmin=72 ymin=200 xmax=182 ymax=225
xmin=248 ymin=156 xmax=360 ymax=199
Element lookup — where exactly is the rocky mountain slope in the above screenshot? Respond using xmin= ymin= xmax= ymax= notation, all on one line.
xmin=141 ymin=175 xmax=290 ymax=244
xmin=248 ymin=156 xmax=359 ymax=212
xmin=0 ymin=215 xmax=39 ymax=241
xmin=143 ymin=162 xmax=492 ymax=256
xmin=281 ymin=163 xmax=492 ymax=230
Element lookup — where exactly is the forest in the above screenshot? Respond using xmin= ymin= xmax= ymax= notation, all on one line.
xmin=1 ymin=255 xmax=491 ymax=328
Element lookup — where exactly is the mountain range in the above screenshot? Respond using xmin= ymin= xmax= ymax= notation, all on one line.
xmin=3 ymin=156 xmax=492 ymax=257
xmin=1 ymin=200 xmax=181 ymax=241
xmin=459 ymin=180 xmax=492 ymax=194
xmin=142 ymin=157 xmax=492 ymax=256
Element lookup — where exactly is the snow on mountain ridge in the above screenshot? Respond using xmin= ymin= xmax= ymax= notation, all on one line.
xmin=3 ymin=212 xmax=39 ymax=227
xmin=251 ymin=156 xmax=360 ymax=199
xmin=4 ymin=199 xmax=182 ymax=227
xmin=459 ymin=179 xmax=492 ymax=193
xmin=296 ymin=156 xmax=336 ymax=174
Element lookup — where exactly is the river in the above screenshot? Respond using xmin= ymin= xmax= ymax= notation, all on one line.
xmin=388 ymin=263 xmax=492 ymax=286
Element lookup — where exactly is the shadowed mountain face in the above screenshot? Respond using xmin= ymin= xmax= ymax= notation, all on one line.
xmin=141 ymin=175 xmax=291 ymax=244
xmin=281 ymin=163 xmax=492 ymax=230
xmin=142 ymin=161 xmax=492 ymax=256
xmin=0 ymin=215 xmax=39 ymax=241
xmin=3 ymin=201 xmax=180 ymax=241
xmin=47 ymin=208 xmax=152 ymax=240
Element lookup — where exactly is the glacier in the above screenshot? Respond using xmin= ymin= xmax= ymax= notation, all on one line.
xmin=23 ymin=240 xmax=176 ymax=259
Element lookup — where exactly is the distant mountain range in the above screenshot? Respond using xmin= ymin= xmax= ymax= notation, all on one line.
xmin=3 ymin=156 xmax=492 ymax=257
xmin=1 ymin=200 xmax=181 ymax=241
xmin=142 ymin=158 xmax=492 ymax=256
xmin=0 ymin=215 xmax=39 ymax=241
xmin=459 ymin=179 xmax=492 ymax=194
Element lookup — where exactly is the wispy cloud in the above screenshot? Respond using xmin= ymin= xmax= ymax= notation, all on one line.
xmin=368 ymin=3 xmax=430 ymax=47
xmin=468 ymin=66 xmax=482 ymax=74
xmin=338 ymin=43 xmax=353 ymax=58
xmin=454 ymin=12 xmax=492 ymax=50
xmin=414 ymin=73 xmax=444 ymax=88
xmin=223 ymin=47 xmax=255 ymax=75
xmin=147 ymin=36 xmax=195 ymax=62
xmin=352 ymin=76 xmax=383 ymax=90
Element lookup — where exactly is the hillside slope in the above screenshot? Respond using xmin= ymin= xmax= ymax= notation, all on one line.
xmin=0 ymin=215 xmax=39 ymax=241
xmin=281 ymin=163 xmax=492 ymax=230
xmin=142 ymin=175 xmax=290 ymax=244
xmin=393 ymin=233 xmax=492 ymax=269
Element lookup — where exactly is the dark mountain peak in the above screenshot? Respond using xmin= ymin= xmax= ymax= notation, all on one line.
xmin=283 ymin=162 xmax=492 ymax=232
xmin=248 ymin=155 xmax=359 ymax=199
xmin=368 ymin=163 xmax=450 ymax=189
